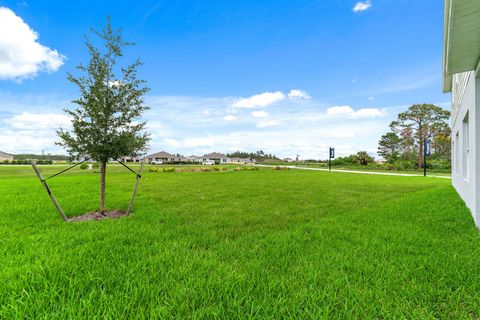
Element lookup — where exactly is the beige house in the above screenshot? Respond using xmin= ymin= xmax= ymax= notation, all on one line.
xmin=146 ymin=151 xmax=186 ymax=164
xmin=203 ymin=152 xmax=228 ymax=164
xmin=147 ymin=151 xmax=175 ymax=164
xmin=0 ymin=151 xmax=14 ymax=161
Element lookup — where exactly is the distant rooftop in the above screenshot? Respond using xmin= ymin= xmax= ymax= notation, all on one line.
xmin=203 ymin=152 xmax=226 ymax=158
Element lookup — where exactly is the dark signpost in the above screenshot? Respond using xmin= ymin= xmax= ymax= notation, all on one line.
xmin=424 ymin=139 xmax=431 ymax=177
xmin=329 ymin=147 xmax=335 ymax=172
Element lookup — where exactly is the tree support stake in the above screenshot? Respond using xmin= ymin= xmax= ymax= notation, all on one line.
xmin=31 ymin=161 xmax=67 ymax=221
xmin=126 ymin=159 xmax=145 ymax=216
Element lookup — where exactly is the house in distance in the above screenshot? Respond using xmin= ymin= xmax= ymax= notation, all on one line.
xmin=146 ymin=151 xmax=256 ymax=165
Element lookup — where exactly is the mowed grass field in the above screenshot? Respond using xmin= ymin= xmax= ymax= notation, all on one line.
xmin=1 ymin=165 xmax=479 ymax=319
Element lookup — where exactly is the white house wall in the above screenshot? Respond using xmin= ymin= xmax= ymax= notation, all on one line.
xmin=451 ymin=70 xmax=479 ymax=225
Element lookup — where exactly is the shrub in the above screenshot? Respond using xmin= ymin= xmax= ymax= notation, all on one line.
xmin=352 ymin=151 xmax=375 ymax=166
xmin=428 ymin=159 xmax=451 ymax=172
xmin=386 ymin=164 xmax=397 ymax=171
xmin=201 ymin=167 xmax=213 ymax=172
xmin=79 ymin=163 xmax=89 ymax=170
xmin=149 ymin=167 xmax=159 ymax=172
xmin=2 ymin=159 xmax=54 ymax=165
xmin=396 ymin=160 xmax=416 ymax=171
xmin=162 ymin=167 xmax=175 ymax=172
xmin=274 ymin=166 xmax=290 ymax=170
xmin=92 ymin=162 xmax=100 ymax=169
xmin=36 ymin=160 xmax=53 ymax=165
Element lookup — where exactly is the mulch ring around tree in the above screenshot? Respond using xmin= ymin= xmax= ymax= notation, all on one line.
xmin=67 ymin=210 xmax=128 ymax=222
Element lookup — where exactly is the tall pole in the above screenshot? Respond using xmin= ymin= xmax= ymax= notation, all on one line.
xmin=424 ymin=139 xmax=427 ymax=177
xmin=329 ymin=147 xmax=333 ymax=172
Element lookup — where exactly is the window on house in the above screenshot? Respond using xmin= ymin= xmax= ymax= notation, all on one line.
xmin=452 ymin=140 xmax=455 ymax=173
xmin=455 ymin=131 xmax=460 ymax=174
xmin=463 ymin=112 xmax=469 ymax=179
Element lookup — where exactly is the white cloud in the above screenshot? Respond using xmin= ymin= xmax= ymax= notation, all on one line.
xmin=252 ymin=111 xmax=269 ymax=118
xmin=288 ymin=89 xmax=310 ymax=100
xmin=0 ymin=130 xmax=57 ymax=154
xmin=5 ymin=112 xmax=71 ymax=129
xmin=353 ymin=1 xmax=372 ymax=12
xmin=0 ymin=7 xmax=65 ymax=80
xmin=256 ymin=119 xmax=279 ymax=128
xmin=368 ymin=96 xmax=375 ymax=101
xmin=353 ymin=108 xmax=386 ymax=118
xmin=232 ymin=91 xmax=285 ymax=108
xmin=224 ymin=115 xmax=237 ymax=121
xmin=327 ymin=106 xmax=355 ymax=117
xmin=326 ymin=105 xmax=386 ymax=119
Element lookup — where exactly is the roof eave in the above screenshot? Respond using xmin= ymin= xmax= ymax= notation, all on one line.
xmin=442 ymin=0 xmax=452 ymax=93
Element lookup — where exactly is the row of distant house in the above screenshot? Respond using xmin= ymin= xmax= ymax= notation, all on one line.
xmin=140 ymin=151 xmax=256 ymax=165
xmin=120 ymin=152 xmax=303 ymax=164
xmin=119 ymin=151 xmax=256 ymax=165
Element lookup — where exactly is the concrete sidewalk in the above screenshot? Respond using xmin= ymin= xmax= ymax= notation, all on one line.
xmin=255 ymin=164 xmax=451 ymax=179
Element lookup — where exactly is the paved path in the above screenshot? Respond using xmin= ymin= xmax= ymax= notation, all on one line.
xmin=255 ymin=164 xmax=451 ymax=179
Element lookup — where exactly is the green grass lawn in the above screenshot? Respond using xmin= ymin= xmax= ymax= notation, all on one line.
xmin=0 ymin=165 xmax=478 ymax=318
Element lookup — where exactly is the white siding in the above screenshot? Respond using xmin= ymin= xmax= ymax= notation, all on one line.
xmin=451 ymin=71 xmax=479 ymax=225
xmin=462 ymin=112 xmax=470 ymax=179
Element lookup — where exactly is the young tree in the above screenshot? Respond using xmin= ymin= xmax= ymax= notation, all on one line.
xmin=377 ymin=132 xmax=401 ymax=163
xmin=390 ymin=104 xmax=450 ymax=168
xmin=432 ymin=127 xmax=452 ymax=160
xmin=57 ymin=20 xmax=150 ymax=212
xmin=352 ymin=151 xmax=375 ymax=165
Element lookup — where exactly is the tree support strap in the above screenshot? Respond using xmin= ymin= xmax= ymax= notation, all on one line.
xmin=41 ymin=159 xmax=89 ymax=182
xmin=116 ymin=159 xmax=142 ymax=178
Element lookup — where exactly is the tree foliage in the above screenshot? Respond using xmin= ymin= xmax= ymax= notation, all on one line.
xmin=226 ymin=150 xmax=279 ymax=161
xmin=432 ymin=127 xmax=451 ymax=160
xmin=57 ymin=20 xmax=150 ymax=162
xmin=390 ymin=104 xmax=450 ymax=168
xmin=352 ymin=151 xmax=375 ymax=165
xmin=378 ymin=132 xmax=401 ymax=163
xmin=332 ymin=151 xmax=375 ymax=166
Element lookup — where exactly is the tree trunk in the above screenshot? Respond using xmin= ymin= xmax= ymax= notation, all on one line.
xmin=418 ymin=139 xmax=423 ymax=169
xmin=100 ymin=161 xmax=107 ymax=213
xmin=417 ymin=126 xmax=424 ymax=169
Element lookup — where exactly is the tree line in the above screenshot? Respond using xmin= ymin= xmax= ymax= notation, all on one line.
xmin=13 ymin=153 xmax=70 ymax=161
xmin=226 ymin=150 xmax=280 ymax=161
xmin=378 ymin=104 xmax=450 ymax=169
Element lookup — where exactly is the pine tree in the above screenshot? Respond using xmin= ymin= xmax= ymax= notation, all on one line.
xmin=390 ymin=104 xmax=450 ymax=168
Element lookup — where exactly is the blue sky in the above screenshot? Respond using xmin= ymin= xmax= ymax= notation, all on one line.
xmin=0 ymin=0 xmax=448 ymax=159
